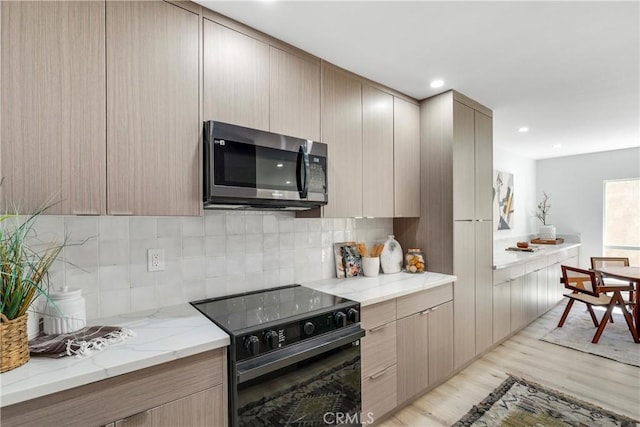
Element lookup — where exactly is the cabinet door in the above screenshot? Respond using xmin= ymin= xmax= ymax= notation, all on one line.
xmin=474 ymin=111 xmax=493 ymax=220
xmin=107 ymin=1 xmax=199 ymax=216
xmin=493 ymin=281 xmax=511 ymax=343
xmin=524 ymin=271 xmax=539 ymax=322
xmin=114 ymin=385 xmax=225 ymax=427
xmin=269 ymin=47 xmax=320 ymax=140
xmin=203 ymin=20 xmax=269 ymax=130
xmin=362 ymin=364 xmax=397 ymax=423
xmin=396 ymin=312 xmax=429 ymax=404
xmin=393 ymin=98 xmax=420 ymax=217
xmin=475 ymin=220 xmax=493 ymax=354
xmin=428 ymin=301 xmax=453 ymax=387
xmin=361 ymin=321 xmax=397 ymax=378
xmin=1 ymin=1 xmax=106 ymax=215
xmin=510 ymin=276 xmax=526 ymax=332
xmin=537 ymin=267 xmax=549 ymax=315
xmin=453 ymin=221 xmax=475 ymax=369
xmin=362 ymin=85 xmax=394 ymax=218
xmin=321 ymin=66 xmax=362 ymax=218
xmin=547 ymin=262 xmax=562 ymax=307
xmin=452 ymin=101 xmax=475 ymax=221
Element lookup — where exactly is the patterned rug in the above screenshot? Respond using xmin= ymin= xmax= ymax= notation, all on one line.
xmin=540 ymin=303 xmax=640 ymax=367
xmin=454 ymin=375 xmax=638 ymax=426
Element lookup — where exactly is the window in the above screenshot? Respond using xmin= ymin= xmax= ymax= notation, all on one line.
xmin=603 ymin=178 xmax=640 ymax=265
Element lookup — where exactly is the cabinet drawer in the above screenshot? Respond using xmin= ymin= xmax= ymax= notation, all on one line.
xmin=396 ymin=283 xmax=453 ymax=319
xmin=362 ymin=364 xmax=397 ymax=424
xmin=2 ymin=349 xmax=226 ymax=427
xmin=361 ymin=320 xmax=397 ymax=377
xmin=493 ymin=264 xmax=525 ymax=285
xmin=525 ymin=257 xmax=547 ymax=274
xmin=362 ymin=299 xmax=396 ymax=330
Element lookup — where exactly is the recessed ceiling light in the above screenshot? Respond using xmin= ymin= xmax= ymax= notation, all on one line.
xmin=285 ymin=180 xmax=292 ymax=184
xmin=553 ymin=144 xmax=562 ymax=149
xmin=276 ymin=163 xmax=283 ymax=168
xmin=518 ymin=127 xmax=529 ymax=133
xmin=430 ymin=79 xmax=444 ymax=88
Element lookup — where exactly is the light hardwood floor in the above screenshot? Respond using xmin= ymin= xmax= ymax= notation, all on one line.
xmin=380 ymin=302 xmax=640 ymax=426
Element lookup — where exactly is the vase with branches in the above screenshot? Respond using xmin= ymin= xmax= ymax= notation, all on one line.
xmin=536 ymin=192 xmax=552 ymax=225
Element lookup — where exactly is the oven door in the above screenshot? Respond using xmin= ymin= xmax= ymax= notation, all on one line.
xmin=235 ymin=325 xmax=365 ymax=427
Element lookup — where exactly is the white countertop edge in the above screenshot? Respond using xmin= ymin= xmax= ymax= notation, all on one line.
xmin=0 ymin=304 xmax=229 ymax=407
xmin=302 ymin=271 xmax=457 ymax=307
xmin=493 ymin=242 xmax=581 ymax=270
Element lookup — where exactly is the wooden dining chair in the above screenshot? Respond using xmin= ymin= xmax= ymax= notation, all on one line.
xmin=558 ymin=265 xmax=639 ymax=344
xmin=590 ymin=257 xmax=634 ymax=302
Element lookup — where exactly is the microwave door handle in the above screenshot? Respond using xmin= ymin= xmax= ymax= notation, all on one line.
xmin=296 ymin=145 xmax=310 ymax=199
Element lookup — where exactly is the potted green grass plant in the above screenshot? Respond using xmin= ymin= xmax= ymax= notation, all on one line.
xmin=1 ymin=200 xmax=66 ymax=372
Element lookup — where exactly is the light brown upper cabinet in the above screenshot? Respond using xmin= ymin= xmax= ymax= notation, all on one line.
xmin=452 ymin=101 xmax=476 ymax=221
xmin=269 ymin=48 xmax=321 ymax=141
xmin=362 ymin=85 xmax=394 ymax=218
xmin=321 ymin=65 xmax=363 ymax=218
xmin=203 ymin=20 xmax=269 ymax=131
xmin=393 ymin=98 xmax=420 ymax=217
xmin=474 ymin=110 xmax=493 ymax=220
xmin=0 ymin=1 xmax=106 ymax=215
xmin=106 ymin=1 xmax=200 ymax=216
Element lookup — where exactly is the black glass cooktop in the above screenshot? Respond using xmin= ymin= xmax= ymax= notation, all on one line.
xmin=191 ymin=285 xmax=355 ymax=334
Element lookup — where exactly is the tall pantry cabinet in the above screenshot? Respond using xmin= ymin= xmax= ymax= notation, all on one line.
xmin=394 ymin=90 xmax=493 ymax=370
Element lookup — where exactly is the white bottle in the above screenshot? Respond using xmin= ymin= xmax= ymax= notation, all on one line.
xmin=380 ymin=235 xmax=403 ymax=274
xmin=43 ymin=287 xmax=86 ymax=335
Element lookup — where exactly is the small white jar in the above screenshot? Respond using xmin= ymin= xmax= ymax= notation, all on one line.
xmin=44 ymin=287 xmax=86 ymax=335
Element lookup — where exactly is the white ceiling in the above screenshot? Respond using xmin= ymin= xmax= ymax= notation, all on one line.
xmin=197 ymin=1 xmax=639 ymax=160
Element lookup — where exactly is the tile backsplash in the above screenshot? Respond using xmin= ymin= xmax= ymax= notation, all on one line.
xmin=22 ymin=212 xmax=392 ymax=319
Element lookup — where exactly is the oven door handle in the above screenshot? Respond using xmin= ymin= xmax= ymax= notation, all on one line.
xmin=236 ymin=325 xmax=365 ymax=384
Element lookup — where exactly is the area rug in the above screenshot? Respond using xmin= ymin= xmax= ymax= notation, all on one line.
xmin=453 ymin=375 xmax=638 ymax=426
xmin=540 ymin=303 xmax=640 ymax=367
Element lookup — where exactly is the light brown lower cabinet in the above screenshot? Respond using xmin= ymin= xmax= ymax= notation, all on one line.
xmin=361 ymin=299 xmax=397 ymax=423
xmin=493 ymin=280 xmax=511 ymax=343
xmin=109 ymin=385 xmax=224 ymax=427
xmin=397 ymin=300 xmax=454 ymax=404
xmin=510 ymin=276 xmax=526 ymax=332
xmin=1 ymin=349 xmax=227 ymax=427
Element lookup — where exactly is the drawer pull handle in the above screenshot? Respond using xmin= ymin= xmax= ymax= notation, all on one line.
xmin=369 ymin=324 xmax=387 ymax=333
xmin=419 ymin=308 xmax=431 ymax=315
xmin=431 ymin=306 xmax=439 ymax=311
xmin=369 ymin=367 xmax=388 ymax=380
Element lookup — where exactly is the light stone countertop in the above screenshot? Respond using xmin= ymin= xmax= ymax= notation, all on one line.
xmin=1 ymin=271 xmax=456 ymax=407
xmin=302 ymin=271 xmax=457 ymax=306
xmin=0 ymin=304 xmax=229 ymax=407
xmin=493 ymin=242 xmax=581 ymax=270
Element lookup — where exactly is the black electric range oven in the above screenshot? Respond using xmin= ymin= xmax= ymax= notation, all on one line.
xmin=191 ymin=285 xmax=365 ymax=427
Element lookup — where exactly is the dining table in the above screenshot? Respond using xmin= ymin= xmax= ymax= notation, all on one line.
xmin=598 ymin=266 xmax=640 ymax=332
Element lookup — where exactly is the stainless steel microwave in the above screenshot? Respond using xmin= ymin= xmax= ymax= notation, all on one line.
xmin=203 ymin=121 xmax=328 ymax=210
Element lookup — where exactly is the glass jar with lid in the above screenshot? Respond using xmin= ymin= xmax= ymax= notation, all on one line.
xmin=405 ymin=249 xmax=426 ymax=273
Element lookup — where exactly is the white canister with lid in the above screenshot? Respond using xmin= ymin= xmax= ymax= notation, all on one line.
xmin=43 ymin=287 xmax=86 ymax=335
xmin=380 ymin=235 xmax=403 ymax=274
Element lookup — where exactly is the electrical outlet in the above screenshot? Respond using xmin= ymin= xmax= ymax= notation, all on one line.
xmin=147 ymin=248 xmax=165 ymax=272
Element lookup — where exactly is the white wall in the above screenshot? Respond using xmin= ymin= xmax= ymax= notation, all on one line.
xmin=17 ymin=213 xmax=391 ymax=320
xmin=537 ymin=147 xmax=640 ymax=267
xmin=493 ymin=147 xmax=537 ymax=240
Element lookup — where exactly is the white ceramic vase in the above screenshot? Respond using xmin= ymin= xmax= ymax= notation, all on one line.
xmin=539 ymin=225 xmax=556 ymax=240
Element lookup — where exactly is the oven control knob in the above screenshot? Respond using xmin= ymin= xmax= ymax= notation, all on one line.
xmin=334 ymin=311 xmax=347 ymax=328
xmin=245 ymin=335 xmax=260 ymax=356
xmin=303 ymin=321 xmax=315 ymax=335
xmin=264 ymin=330 xmax=279 ymax=349
xmin=347 ymin=308 xmax=360 ymax=323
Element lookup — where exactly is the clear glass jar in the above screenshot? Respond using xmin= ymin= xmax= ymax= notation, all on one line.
xmin=405 ymin=248 xmax=426 ymax=273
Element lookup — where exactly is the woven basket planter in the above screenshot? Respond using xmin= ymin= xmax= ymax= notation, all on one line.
xmin=1 ymin=313 xmax=30 ymax=373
